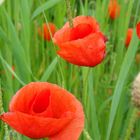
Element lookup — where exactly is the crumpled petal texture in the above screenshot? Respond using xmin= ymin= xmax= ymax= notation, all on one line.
xmin=0 ymin=82 xmax=84 ymax=140
xmin=53 ymin=16 xmax=106 ymax=67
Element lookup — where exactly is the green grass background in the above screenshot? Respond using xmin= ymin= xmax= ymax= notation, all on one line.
xmin=0 ymin=0 xmax=140 ymax=140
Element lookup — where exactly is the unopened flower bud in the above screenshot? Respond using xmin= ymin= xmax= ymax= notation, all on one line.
xmin=132 ymin=73 xmax=140 ymax=108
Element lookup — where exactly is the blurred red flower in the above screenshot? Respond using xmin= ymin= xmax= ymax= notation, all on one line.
xmin=108 ymin=0 xmax=120 ymax=20
xmin=125 ymin=28 xmax=133 ymax=47
xmin=38 ymin=23 xmax=56 ymax=41
xmin=53 ymin=16 xmax=106 ymax=67
xmin=0 ymin=82 xmax=84 ymax=140
xmin=136 ymin=22 xmax=140 ymax=39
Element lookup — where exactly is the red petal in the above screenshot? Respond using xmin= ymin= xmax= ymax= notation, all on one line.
xmin=53 ymin=16 xmax=99 ymax=45
xmin=57 ymin=33 xmax=106 ymax=67
xmin=38 ymin=23 xmax=56 ymax=41
xmin=49 ymin=84 xmax=77 ymax=118
xmin=125 ymin=28 xmax=133 ymax=47
xmin=44 ymin=23 xmax=56 ymax=41
xmin=48 ymin=85 xmax=84 ymax=140
xmin=64 ymin=16 xmax=99 ymax=31
xmin=70 ymin=23 xmax=93 ymax=40
xmin=49 ymin=100 xmax=84 ymax=140
xmin=1 ymin=111 xmax=73 ymax=139
xmin=9 ymin=82 xmax=53 ymax=117
xmin=108 ymin=0 xmax=120 ymax=20
xmin=136 ymin=22 xmax=140 ymax=39
xmin=31 ymin=89 xmax=50 ymax=114
xmin=9 ymin=82 xmax=50 ymax=113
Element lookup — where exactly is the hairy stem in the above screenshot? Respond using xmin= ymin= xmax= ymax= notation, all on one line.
xmin=65 ymin=0 xmax=73 ymax=28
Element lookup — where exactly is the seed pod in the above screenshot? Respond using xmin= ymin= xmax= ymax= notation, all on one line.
xmin=132 ymin=73 xmax=140 ymax=108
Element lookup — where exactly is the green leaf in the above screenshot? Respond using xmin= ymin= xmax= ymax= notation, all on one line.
xmin=106 ymin=30 xmax=139 ymax=140
xmin=0 ymin=54 xmax=26 ymax=86
xmin=32 ymin=0 xmax=63 ymax=19
xmin=1 ymin=8 xmax=31 ymax=83
xmin=41 ymin=57 xmax=58 ymax=81
xmin=0 ymin=27 xmax=10 ymax=44
xmin=88 ymin=71 xmax=101 ymax=140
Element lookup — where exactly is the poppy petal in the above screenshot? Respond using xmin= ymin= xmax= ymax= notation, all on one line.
xmin=125 ymin=28 xmax=133 ymax=47
xmin=108 ymin=0 xmax=120 ymax=20
xmin=57 ymin=33 xmax=105 ymax=66
xmin=136 ymin=22 xmax=140 ymax=39
xmin=49 ymin=99 xmax=84 ymax=140
xmin=38 ymin=23 xmax=56 ymax=41
xmin=1 ymin=111 xmax=73 ymax=139
xmin=9 ymin=82 xmax=51 ymax=114
xmin=53 ymin=16 xmax=99 ymax=45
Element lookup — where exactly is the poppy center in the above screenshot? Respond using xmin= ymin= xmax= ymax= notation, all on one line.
xmin=70 ymin=23 xmax=93 ymax=40
xmin=32 ymin=89 xmax=50 ymax=113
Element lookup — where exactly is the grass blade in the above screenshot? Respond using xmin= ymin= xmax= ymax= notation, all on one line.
xmin=32 ymin=0 xmax=63 ymax=19
xmin=88 ymin=71 xmax=101 ymax=140
xmin=106 ymin=30 xmax=139 ymax=140
xmin=0 ymin=54 xmax=26 ymax=86
xmin=41 ymin=57 xmax=58 ymax=81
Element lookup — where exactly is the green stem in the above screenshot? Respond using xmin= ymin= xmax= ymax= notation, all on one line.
xmin=65 ymin=0 xmax=73 ymax=28
xmin=0 ymin=81 xmax=4 ymax=114
xmin=83 ymin=129 xmax=93 ymax=140
xmin=39 ymin=0 xmax=66 ymax=88
xmin=82 ymin=68 xmax=91 ymax=106
xmin=124 ymin=108 xmax=138 ymax=140
xmin=0 ymin=81 xmax=10 ymax=140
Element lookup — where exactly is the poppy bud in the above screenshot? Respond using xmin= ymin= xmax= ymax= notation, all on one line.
xmin=136 ymin=53 xmax=140 ymax=64
xmin=108 ymin=0 xmax=120 ymax=20
xmin=125 ymin=28 xmax=133 ymax=47
xmin=132 ymin=73 xmax=140 ymax=108
xmin=38 ymin=23 xmax=56 ymax=41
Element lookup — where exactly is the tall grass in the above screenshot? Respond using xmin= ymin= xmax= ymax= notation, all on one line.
xmin=0 ymin=0 xmax=140 ymax=140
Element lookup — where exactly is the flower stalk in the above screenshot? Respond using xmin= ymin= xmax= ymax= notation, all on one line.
xmin=83 ymin=129 xmax=93 ymax=140
xmin=0 ymin=82 xmax=4 ymax=114
xmin=124 ymin=108 xmax=138 ymax=140
xmin=0 ymin=81 xmax=10 ymax=140
xmin=65 ymin=0 xmax=73 ymax=28
xmin=124 ymin=73 xmax=140 ymax=140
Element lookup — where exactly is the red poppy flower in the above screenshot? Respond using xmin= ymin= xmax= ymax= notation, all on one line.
xmin=136 ymin=22 xmax=140 ymax=39
xmin=0 ymin=82 xmax=84 ymax=139
xmin=53 ymin=16 xmax=106 ymax=67
xmin=125 ymin=28 xmax=133 ymax=47
xmin=38 ymin=23 xmax=56 ymax=41
xmin=108 ymin=0 xmax=120 ymax=20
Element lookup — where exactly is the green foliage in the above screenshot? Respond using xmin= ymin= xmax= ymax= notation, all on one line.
xmin=0 ymin=0 xmax=140 ymax=140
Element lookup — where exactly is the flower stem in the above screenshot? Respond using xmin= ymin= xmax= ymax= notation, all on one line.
xmin=65 ymin=0 xmax=73 ymax=28
xmin=0 ymin=81 xmax=4 ymax=114
xmin=83 ymin=129 xmax=93 ymax=140
xmin=124 ymin=108 xmax=138 ymax=140
xmin=0 ymin=80 xmax=10 ymax=140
